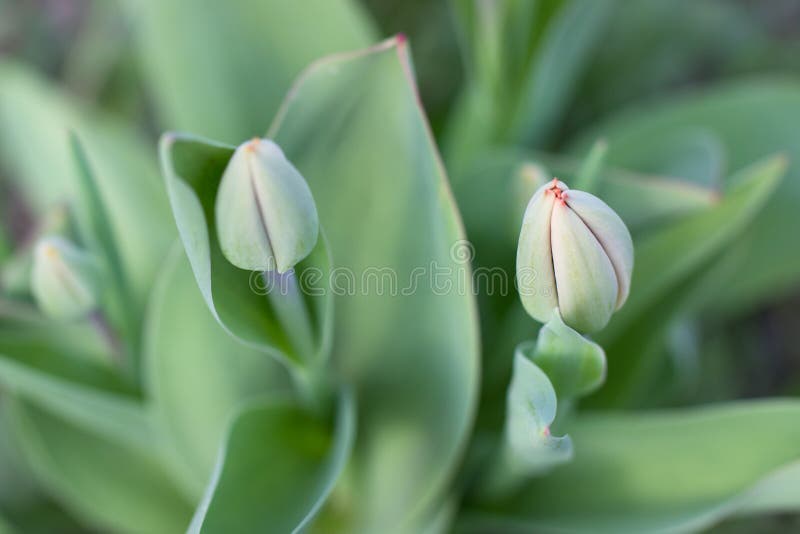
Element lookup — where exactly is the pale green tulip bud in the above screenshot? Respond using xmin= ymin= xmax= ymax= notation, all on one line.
xmin=215 ymin=138 xmax=319 ymax=273
xmin=31 ymin=237 xmax=103 ymax=320
xmin=516 ymin=179 xmax=633 ymax=333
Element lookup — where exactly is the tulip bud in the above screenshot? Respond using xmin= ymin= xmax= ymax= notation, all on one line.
xmin=215 ymin=138 xmax=319 ymax=273
xmin=31 ymin=237 xmax=103 ymax=320
xmin=517 ymin=179 xmax=633 ymax=333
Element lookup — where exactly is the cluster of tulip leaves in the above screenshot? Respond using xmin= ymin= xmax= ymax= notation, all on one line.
xmin=1 ymin=0 xmax=800 ymax=533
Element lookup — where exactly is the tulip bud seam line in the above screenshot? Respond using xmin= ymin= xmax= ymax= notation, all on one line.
xmin=544 ymin=179 xmax=564 ymax=305
xmin=246 ymin=139 xmax=278 ymax=269
xmin=563 ymin=196 xmax=627 ymax=311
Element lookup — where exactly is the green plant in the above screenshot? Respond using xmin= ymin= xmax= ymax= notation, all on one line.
xmin=1 ymin=1 xmax=800 ymax=533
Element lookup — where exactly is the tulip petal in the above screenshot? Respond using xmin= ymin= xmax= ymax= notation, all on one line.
xmin=564 ymin=190 xmax=634 ymax=308
xmin=215 ymin=142 xmax=276 ymax=271
xmin=250 ymin=140 xmax=319 ymax=273
xmin=551 ymin=200 xmax=618 ymax=333
xmin=517 ymin=184 xmax=559 ymax=323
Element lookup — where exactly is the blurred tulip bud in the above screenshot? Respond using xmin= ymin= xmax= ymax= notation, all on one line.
xmin=31 ymin=237 xmax=103 ymax=320
xmin=216 ymin=138 xmax=319 ymax=273
xmin=516 ymin=179 xmax=633 ymax=333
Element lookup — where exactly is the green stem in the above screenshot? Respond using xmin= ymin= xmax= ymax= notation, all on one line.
xmin=289 ymin=363 xmax=328 ymax=415
xmin=265 ymin=270 xmax=316 ymax=362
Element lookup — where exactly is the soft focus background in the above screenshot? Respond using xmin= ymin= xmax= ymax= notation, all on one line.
xmin=3 ymin=0 xmax=800 ymax=532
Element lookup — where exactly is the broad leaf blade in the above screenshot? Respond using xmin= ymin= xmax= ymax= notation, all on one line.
xmin=465 ymin=400 xmax=800 ymax=533
xmin=269 ymin=37 xmax=480 ymax=529
xmin=144 ymin=246 xmax=292 ymax=497
xmin=188 ymin=391 xmax=355 ymax=533
xmin=6 ymin=399 xmax=192 ymax=534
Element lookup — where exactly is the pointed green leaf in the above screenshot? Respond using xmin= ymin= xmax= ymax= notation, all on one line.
xmin=480 ymin=312 xmax=605 ymax=496
xmin=593 ymin=156 xmax=785 ymax=406
xmin=67 ymin=135 xmax=140 ymax=352
xmin=573 ymin=79 xmax=800 ymax=312
xmin=268 ymin=38 xmax=480 ymax=529
xmin=481 ymin=343 xmax=572 ymax=497
xmin=465 ymin=400 xmax=800 ymax=533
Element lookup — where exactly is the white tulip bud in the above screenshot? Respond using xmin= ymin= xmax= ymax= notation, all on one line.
xmin=31 ymin=237 xmax=102 ymax=320
xmin=517 ymin=179 xmax=633 ymax=333
xmin=215 ymin=138 xmax=319 ymax=273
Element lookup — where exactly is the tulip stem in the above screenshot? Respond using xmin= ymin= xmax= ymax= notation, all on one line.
xmin=265 ymin=270 xmax=317 ymax=364
xmin=289 ymin=364 xmax=328 ymax=415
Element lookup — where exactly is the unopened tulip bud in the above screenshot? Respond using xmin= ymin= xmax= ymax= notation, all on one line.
xmin=517 ymin=179 xmax=633 ymax=333
xmin=215 ymin=138 xmax=319 ymax=273
xmin=31 ymin=237 xmax=103 ymax=320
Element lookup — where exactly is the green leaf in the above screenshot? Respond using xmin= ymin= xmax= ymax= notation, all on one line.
xmin=464 ymin=400 xmax=800 ymax=533
xmin=573 ymin=79 xmax=800 ymax=312
xmin=188 ymin=391 xmax=355 ymax=533
xmin=144 ymin=246 xmax=292 ymax=497
xmin=67 ymin=133 xmax=127 ymax=297
xmin=0 ymin=405 xmax=39 ymax=509
xmin=531 ymin=311 xmax=606 ymax=399
xmin=127 ymin=0 xmax=375 ymax=143
xmin=480 ymin=342 xmax=572 ymax=497
xmin=603 ymin=127 xmax=726 ymax=189
xmin=593 ymin=156 xmax=785 ymax=406
xmin=0 ymin=62 xmax=172 ymax=311
xmin=479 ymin=312 xmax=605 ymax=496
xmin=269 ymin=37 xmax=480 ymax=529
xmin=0 ymin=355 xmax=152 ymax=452
xmin=6 ymin=398 xmax=192 ymax=534
xmin=159 ymin=134 xmax=333 ymax=368
xmin=509 ymin=0 xmax=616 ymax=145
xmin=445 ymin=0 xmax=616 ymax=167
xmin=543 ymin=150 xmax=720 ymax=232
xmin=0 ymin=517 xmax=14 ymax=534
xmin=67 ymin=134 xmax=139 ymax=357
xmin=0 ymin=307 xmax=153 ymax=451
